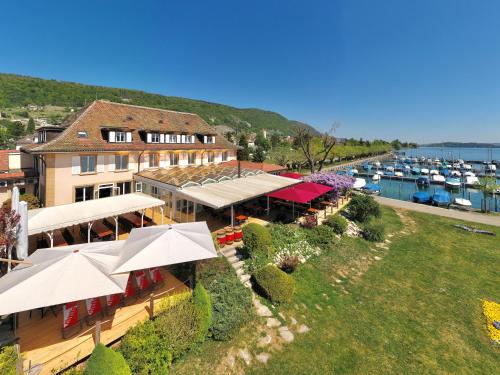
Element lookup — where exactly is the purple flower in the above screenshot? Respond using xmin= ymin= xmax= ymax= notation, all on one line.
xmin=305 ymin=172 xmax=355 ymax=198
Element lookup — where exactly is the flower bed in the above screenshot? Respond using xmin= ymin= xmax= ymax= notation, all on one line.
xmin=269 ymin=224 xmax=321 ymax=267
xmin=482 ymin=300 xmax=500 ymax=343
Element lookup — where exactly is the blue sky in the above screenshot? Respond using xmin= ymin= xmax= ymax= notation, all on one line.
xmin=1 ymin=0 xmax=499 ymax=143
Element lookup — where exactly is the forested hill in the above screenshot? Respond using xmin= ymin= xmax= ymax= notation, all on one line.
xmin=0 ymin=73 xmax=317 ymax=135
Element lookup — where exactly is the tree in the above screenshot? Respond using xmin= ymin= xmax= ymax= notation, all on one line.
xmin=476 ymin=177 xmax=500 ymax=212
xmin=270 ymin=133 xmax=281 ymax=148
xmin=237 ymin=134 xmax=250 ymax=161
xmin=294 ymin=124 xmax=338 ymax=173
xmin=267 ymin=145 xmax=293 ymax=167
xmin=252 ymin=146 xmax=265 ymax=163
xmin=0 ymin=207 xmax=20 ymax=274
xmin=27 ymin=117 xmax=35 ymax=133
xmin=255 ymin=131 xmax=270 ymax=151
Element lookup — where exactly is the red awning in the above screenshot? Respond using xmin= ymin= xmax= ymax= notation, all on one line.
xmin=267 ymin=182 xmax=331 ymax=204
xmin=279 ymin=172 xmax=303 ymax=179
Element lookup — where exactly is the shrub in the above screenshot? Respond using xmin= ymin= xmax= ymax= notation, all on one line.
xmin=324 ymin=214 xmax=348 ymax=235
xmin=119 ymin=320 xmax=172 ymax=375
xmin=84 ymin=344 xmax=131 ymax=375
xmin=347 ymin=195 xmax=381 ymax=223
xmin=253 ymin=264 xmax=295 ymax=303
xmin=362 ymin=220 xmax=386 ymax=242
xmin=20 ymin=194 xmax=40 ymax=209
xmin=193 ymin=282 xmax=212 ymax=343
xmin=242 ymin=223 xmax=273 ymax=257
xmin=277 ymin=255 xmax=300 ymax=273
xmin=0 ymin=345 xmax=17 ymax=375
xmin=198 ymin=258 xmax=253 ymax=341
xmin=303 ymin=225 xmax=336 ymax=248
xmin=155 ymin=298 xmax=202 ymax=361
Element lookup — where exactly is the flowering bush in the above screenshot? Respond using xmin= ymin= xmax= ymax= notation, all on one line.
xmin=273 ymin=239 xmax=321 ymax=265
xmin=305 ymin=172 xmax=355 ymax=198
xmin=482 ymin=300 xmax=500 ymax=343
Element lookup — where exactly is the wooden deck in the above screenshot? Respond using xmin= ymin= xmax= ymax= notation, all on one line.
xmin=18 ymin=268 xmax=190 ymax=374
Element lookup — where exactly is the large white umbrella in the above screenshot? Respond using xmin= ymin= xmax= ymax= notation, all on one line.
xmin=10 ymin=186 xmax=19 ymax=213
xmin=0 ymin=241 xmax=129 ymax=315
xmin=113 ymin=222 xmax=217 ymax=274
xmin=16 ymin=201 xmax=28 ymax=260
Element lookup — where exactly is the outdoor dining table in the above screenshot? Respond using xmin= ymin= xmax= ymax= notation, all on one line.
xmin=235 ymin=214 xmax=248 ymax=224
xmin=92 ymin=221 xmax=114 ymax=239
xmin=122 ymin=213 xmax=147 ymax=228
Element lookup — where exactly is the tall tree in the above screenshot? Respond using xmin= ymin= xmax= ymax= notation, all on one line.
xmin=270 ymin=133 xmax=281 ymax=148
xmin=237 ymin=134 xmax=250 ymax=161
xmin=27 ymin=117 xmax=36 ymax=133
xmin=255 ymin=131 xmax=271 ymax=151
xmin=252 ymin=146 xmax=266 ymax=163
xmin=294 ymin=124 xmax=338 ymax=173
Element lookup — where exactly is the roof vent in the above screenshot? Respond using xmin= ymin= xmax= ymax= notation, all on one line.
xmin=126 ymin=115 xmax=134 ymax=121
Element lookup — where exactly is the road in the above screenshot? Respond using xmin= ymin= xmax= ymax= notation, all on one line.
xmin=374 ymin=196 xmax=500 ymax=227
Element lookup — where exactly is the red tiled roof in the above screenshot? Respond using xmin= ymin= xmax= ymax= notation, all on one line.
xmin=220 ymin=160 xmax=286 ymax=173
xmin=25 ymin=100 xmax=236 ymax=153
xmin=0 ymin=171 xmax=25 ymax=180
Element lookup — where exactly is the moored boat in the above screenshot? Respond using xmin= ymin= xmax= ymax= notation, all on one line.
xmin=464 ymin=175 xmax=480 ymax=187
xmin=431 ymin=174 xmax=445 ymax=184
xmin=353 ymin=178 xmax=367 ymax=190
xmin=445 ymin=177 xmax=461 ymax=189
xmin=362 ymin=183 xmax=381 ymax=195
xmin=411 ymin=167 xmax=421 ymax=175
xmin=372 ymin=174 xmax=381 ymax=181
xmin=454 ymin=198 xmax=472 ymax=207
xmin=413 ymin=191 xmax=431 ymax=204
xmin=416 ymin=176 xmax=430 ymax=187
xmin=420 ymin=168 xmax=429 ymax=175
xmin=432 ymin=189 xmax=451 ymax=207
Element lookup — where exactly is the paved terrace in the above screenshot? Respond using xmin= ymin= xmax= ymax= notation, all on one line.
xmin=374 ymin=196 xmax=500 ymax=227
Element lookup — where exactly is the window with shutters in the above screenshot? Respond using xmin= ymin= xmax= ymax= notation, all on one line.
xmin=115 ymin=131 xmax=126 ymax=142
xmin=169 ymin=134 xmax=177 ymax=143
xmin=207 ymin=152 xmax=215 ymax=163
xmin=115 ymin=155 xmax=129 ymax=171
xmin=169 ymin=153 xmax=179 ymax=166
xmin=150 ymin=133 xmax=160 ymax=143
xmin=222 ymin=151 xmax=228 ymax=161
xmin=80 ymin=155 xmax=97 ymax=174
xmin=149 ymin=153 xmax=159 ymax=168
xmin=188 ymin=153 xmax=196 ymax=165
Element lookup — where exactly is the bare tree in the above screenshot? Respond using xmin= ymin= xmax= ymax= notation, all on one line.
xmin=294 ymin=123 xmax=339 ymax=173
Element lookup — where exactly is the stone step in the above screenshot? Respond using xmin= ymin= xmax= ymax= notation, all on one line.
xmin=236 ymin=268 xmax=244 ymax=277
xmin=243 ymin=280 xmax=252 ymax=288
xmin=232 ymin=260 xmax=244 ymax=270
xmin=240 ymin=274 xmax=251 ymax=283
xmin=221 ymin=248 xmax=237 ymax=258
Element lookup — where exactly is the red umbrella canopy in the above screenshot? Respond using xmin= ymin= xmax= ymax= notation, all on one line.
xmin=294 ymin=182 xmax=332 ymax=195
xmin=268 ymin=187 xmax=317 ymax=204
xmin=280 ymin=172 xmax=303 ymax=179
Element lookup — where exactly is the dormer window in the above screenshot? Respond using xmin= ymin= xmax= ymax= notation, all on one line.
xmin=204 ymin=135 xmax=215 ymax=144
xmin=108 ymin=130 xmax=131 ymax=143
xmin=78 ymin=131 xmax=88 ymax=138
xmin=169 ymin=134 xmax=177 ymax=143
xmin=150 ymin=133 xmax=160 ymax=143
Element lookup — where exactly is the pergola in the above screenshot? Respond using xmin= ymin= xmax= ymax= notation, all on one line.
xmin=27 ymin=193 xmax=165 ymax=247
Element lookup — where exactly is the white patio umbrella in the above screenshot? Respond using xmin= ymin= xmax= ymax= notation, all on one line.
xmin=10 ymin=186 xmax=19 ymax=213
xmin=16 ymin=201 xmax=28 ymax=260
xmin=113 ymin=222 xmax=217 ymax=274
xmin=0 ymin=241 xmax=129 ymax=315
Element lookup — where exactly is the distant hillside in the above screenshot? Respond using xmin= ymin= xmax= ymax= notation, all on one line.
xmin=0 ymin=73 xmax=318 ymax=135
xmin=423 ymin=142 xmax=500 ymax=148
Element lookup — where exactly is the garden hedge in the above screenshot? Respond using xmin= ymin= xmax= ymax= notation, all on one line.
xmin=347 ymin=195 xmax=381 ymax=223
xmin=253 ymin=264 xmax=295 ymax=303
xmin=362 ymin=220 xmax=386 ymax=242
xmin=324 ymin=214 xmax=348 ymax=235
xmin=84 ymin=344 xmax=131 ymax=375
xmin=0 ymin=345 xmax=16 ymax=375
xmin=242 ymin=223 xmax=273 ymax=257
xmin=193 ymin=282 xmax=212 ymax=343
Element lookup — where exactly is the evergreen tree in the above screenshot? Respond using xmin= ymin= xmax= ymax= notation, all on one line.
xmin=237 ymin=134 xmax=250 ymax=161
xmin=27 ymin=117 xmax=35 ymax=133
xmin=252 ymin=146 xmax=265 ymax=163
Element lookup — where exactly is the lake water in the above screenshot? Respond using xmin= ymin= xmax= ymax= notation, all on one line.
xmin=400 ymin=147 xmax=500 ymax=162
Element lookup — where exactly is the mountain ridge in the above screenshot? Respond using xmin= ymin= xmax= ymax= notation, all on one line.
xmin=0 ymin=73 xmax=318 ymax=136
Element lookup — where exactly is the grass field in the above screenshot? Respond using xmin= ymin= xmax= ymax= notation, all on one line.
xmin=174 ymin=207 xmax=500 ymax=374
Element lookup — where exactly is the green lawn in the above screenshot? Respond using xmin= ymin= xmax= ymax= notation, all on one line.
xmin=174 ymin=207 xmax=500 ymax=374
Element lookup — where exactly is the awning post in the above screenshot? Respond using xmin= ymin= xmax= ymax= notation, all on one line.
xmin=46 ymin=231 xmax=54 ymax=248
xmin=141 ymin=210 xmax=145 ymax=228
xmin=231 ymin=205 xmax=234 ymax=227
xmin=113 ymin=216 xmax=119 ymax=241
xmin=160 ymin=206 xmax=164 ymax=224
xmin=87 ymin=221 xmax=94 ymax=243
xmin=193 ymin=202 xmax=197 ymax=222
xmin=267 ymin=196 xmax=270 ymax=215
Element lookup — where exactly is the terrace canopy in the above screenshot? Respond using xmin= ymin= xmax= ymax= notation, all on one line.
xmin=267 ymin=182 xmax=332 ymax=204
xmin=0 ymin=241 xmax=128 ymax=315
xmin=279 ymin=172 xmax=303 ymax=179
xmin=27 ymin=193 xmax=165 ymax=245
xmin=113 ymin=222 xmax=217 ymax=274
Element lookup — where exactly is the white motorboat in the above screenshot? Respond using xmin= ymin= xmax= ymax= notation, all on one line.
xmin=376 ymin=170 xmax=384 ymax=176
xmin=450 ymin=170 xmax=462 ymax=177
xmin=445 ymin=178 xmax=462 ymax=188
xmin=454 ymin=198 xmax=472 ymax=207
xmin=353 ymin=178 xmax=367 ymax=190
xmin=463 ymin=171 xmax=475 ymax=177
xmin=465 ymin=176 xmax=480 ymax=187
xmin=430 ymin=169 xmax=439 ymax=175
xmin=372 ymin=174 xmax=381 ymax=181
xmin=458 ymin=159 xmax=464 ymax=165
xmin=385 ymin=166 xmax=395 ymax=172
xmin=486 ymin=164 xmax=497 ymax=173
xmin=373 ymin=161 xmax=381 ymax=168
xmin=421 ymin=168 xmax=429 ymax=175
xmin=452 ymin=163 xmax=461 ymax=169
xmin=394 ymin=171 xmax=404 ymax=177
xmin=462 ymin=164 xmax=472 ymax=170
xmin=431 ymin=175 xmax=445 ymax=184
xmin=350 ymin=168 xmax=359 ymax=175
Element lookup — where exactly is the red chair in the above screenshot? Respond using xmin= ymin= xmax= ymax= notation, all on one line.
xmin=122 ymin=274 xmax=137 ymax=304
xmin=134 ymin=270 xmax=151 ymax=297
xmin=85 ymin=297 xmax=104 ymax=326
xmin=105 ymin=294 xmax=123 ymax=315
xmin=62 ymin=302 xmax=83 ymax=339
xmin=149 ymin=267 xmax=165 ymax=290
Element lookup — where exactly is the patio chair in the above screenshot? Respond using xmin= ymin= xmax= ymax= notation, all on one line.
xmin=62 ymin=302 xmax=83 ymax=339
xmin=85 ymin=297 xmax=104 ymax=326
xmin=134 ymin=270 xmax=151 ymax=297
xmin=122 ymin=274 xmax=138 ymax=305
xmin=105 ymin=294 xmax=124 ymax=315
xmin=148 ymin=267 xmax=165 ymax=290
